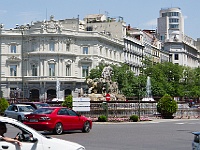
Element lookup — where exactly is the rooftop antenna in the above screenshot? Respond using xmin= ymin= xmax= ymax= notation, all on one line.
xmin=105 ymin=11 xmax=109 ymax=17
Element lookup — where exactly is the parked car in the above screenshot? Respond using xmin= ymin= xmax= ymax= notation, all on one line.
xmin=4 ymin=104 xmax=35 ymax=122
xmin=192 ymin=132 xmax=200 ymax=150
xmin=18 ymin=102 xmax=49 ymax=109
xmin=24 ymin=107 xmax=92 ymax=134
xmin=0 ymin=116 xmax=86 ymax=150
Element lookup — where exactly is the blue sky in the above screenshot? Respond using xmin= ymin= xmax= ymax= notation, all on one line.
xmin=0 ymin=0 xmax=199 ymax=39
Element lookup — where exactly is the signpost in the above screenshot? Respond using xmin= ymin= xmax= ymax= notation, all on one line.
xmin=72 ymin=97 xmax=90 ymax=112
xmin=105 ymin=93 xmax=110 ymax=101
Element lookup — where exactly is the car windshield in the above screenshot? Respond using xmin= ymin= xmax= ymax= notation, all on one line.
xmin=194 ymin=135 xmax=200 ymax=143
xmin=35 ymin=103 xmax=49 ymax=108
xmin=33 ymin=108 xmax=55 ymax=114
xmin=18 ymin=106 xmax=35 ymax=112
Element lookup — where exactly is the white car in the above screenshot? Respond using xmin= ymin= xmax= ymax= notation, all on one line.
xmin=0 ymin=117 xmax=85 ymax=150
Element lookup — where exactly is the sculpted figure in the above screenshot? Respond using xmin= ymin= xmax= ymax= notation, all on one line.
xmin=101 ymin=65 xmax=113 ymax=81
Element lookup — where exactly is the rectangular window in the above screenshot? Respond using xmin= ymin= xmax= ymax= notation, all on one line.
xmin=10 ymin=65 xmax=17 ymax=76
xmin=66 ymin=65 xmax=71 ymax=76
xmin=160 ymin=35 xmax=165 ymax=41
xmin=83 ymin=47 xmax=88 ymax=54
xmin=100 ymin=47 xmax=102 ymax=55
xmin=31 ymin=42 xmax=37 ymax=51
xmin=106 ymin=48 xmax=108 ymax=57
xmin=49 ymin=42 xmax=55 ymax=51
xmin=49 ymin=64 xmax=55 ymax=76
xmin=174 ymin=54 xmax=179 ymax=60
xmin=169 ymin=24 xmax=179 ymax=29
xmin=11 ymin=45 xmax=16 ymax=53
xmin=82 ymin=65 xmax=89 ymax=77
xmin=66 ymin=43 xmax=70 ymax=52
xmin=86 ymin=26 xmax=93 ymax=31
xmin=110 ymin=51 xmax=112 ymax=58
xmin=169 ymin=18 xmax=179 ymax=23
xmin=31 ymin=64 xmax=37 ymax=76
xmin=114 ymin=51 xmax=116 ymax=59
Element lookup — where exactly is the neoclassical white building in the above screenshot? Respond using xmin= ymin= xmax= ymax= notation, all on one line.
xmin=0 ymin=16 xmax=124 ymax=101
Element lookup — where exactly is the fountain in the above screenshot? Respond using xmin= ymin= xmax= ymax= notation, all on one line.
xmin=142 ymin=76 xmax=154 ymax=101
xmin=52 ymin=79 xmax=63 ymax=101
xmin=56 ymin=79 xmax=60 ymax=99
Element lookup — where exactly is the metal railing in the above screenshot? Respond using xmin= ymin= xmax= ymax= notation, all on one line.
xmin=47 ymin=101 xmax=200 ymax=119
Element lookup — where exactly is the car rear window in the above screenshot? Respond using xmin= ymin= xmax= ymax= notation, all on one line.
xmin=18 ymin=106 xmax=35 ymax=112
xmin=33 ymin=108 xmax=55 ymax=114
xmin=35 ymin=103 xmax=49 ymax=108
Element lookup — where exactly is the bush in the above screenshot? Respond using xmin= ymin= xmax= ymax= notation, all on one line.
xmin=62 ymin=95 xmax=73 ymax=108
xmin=98 ymin=115 xmax=107 ymax=122
xmin=157 ymin=94 xmax=178 ymax=119
xmin=130 ymin=114 xmax=139 ymax=122
xmin=0 ymin=98 xmax=9 ymax=115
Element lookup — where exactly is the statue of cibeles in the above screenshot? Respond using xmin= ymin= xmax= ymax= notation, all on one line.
xmin=101 ymin=65 xmax=113 ymax=81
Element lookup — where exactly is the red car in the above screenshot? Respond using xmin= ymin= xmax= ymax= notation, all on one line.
xmin=24 ymin=107 xmax=92 ymax=134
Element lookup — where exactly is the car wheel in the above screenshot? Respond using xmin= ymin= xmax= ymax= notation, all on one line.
xmin=18 ymin=116 xmax=22 ymax=122
xmin=3 ymin=114 xmax=6 ymax=117
xmin=53 ymin=123 xmax=63 ymax=135
xmin=82 ymin=121 xmax=91 ymax=133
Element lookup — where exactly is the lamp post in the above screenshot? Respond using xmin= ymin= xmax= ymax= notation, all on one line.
xmin=138 ymin=87 xmax=141 ymax=120
xmin=0 ymin=24 xmax=4 ymax=98
xmin=19 ymin=25 xmax=26 ymax=100
xmin=138 ymin=76 xmax=142 ymax=121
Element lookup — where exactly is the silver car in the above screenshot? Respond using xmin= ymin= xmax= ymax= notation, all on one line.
xmin=4 ymin=104 xmax=35 ymax=122
xmin=192 ymin=132 xmax=200 ymax=150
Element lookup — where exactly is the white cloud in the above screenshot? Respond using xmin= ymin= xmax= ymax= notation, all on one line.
xmin=145 ymin=19 xmax=157 ymax=27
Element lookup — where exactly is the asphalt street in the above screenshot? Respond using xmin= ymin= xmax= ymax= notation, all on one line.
xmin=5 ymin=119 xmax=200 ymax=150
xmin=49 ymin=119 xmax=200 ymax=150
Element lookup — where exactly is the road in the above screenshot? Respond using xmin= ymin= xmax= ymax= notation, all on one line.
xmin=6 ymin=119 xmax=199 ymax=150
xmin=47 ymin=119 xmax=199 ymax=150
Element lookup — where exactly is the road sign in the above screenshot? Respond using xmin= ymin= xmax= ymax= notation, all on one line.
xmin=105 ymin=93 xmax=110 ymax=101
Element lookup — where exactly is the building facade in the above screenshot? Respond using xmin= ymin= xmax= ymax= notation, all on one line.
xmin=157 ymin=7 xmax=199 ymax=67
xmin=0 ymin=16 xmax=124 ymax=101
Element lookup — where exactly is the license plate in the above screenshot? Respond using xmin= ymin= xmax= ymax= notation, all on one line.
xmin=29 ymin=119 xmax=38 ymax=122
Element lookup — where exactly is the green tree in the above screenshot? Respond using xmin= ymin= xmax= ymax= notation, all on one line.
xmin=0 ymin=98 xmax=9 ymax=115
xmin=86 ymin=63 xmax=105 ymax=80
xmin=62 ymin=95 xmax=73 ymax=108
xmin=157 ymin=94 xmax=178 ymax=119
xmin=142 ymin=61 xmax=184 ymax=97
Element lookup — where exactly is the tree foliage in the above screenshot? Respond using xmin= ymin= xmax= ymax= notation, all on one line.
xmin=0 ymin=98 xmax=9 ymax=115
xmin=157 ymin=94 xmax=178 ymax=118
xmin=62 ymin=95 xmax=73 ymax=108
xmin=87 ymin=60 xmax=200 ymax=100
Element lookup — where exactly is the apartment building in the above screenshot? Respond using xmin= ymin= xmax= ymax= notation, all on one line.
xmin=157 ymin=7 xmax=199 ymax=67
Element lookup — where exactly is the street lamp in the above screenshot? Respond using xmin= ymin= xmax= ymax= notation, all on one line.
xmin=19 ymin=25 xmax=26 ymax=100
xmin=138 ymin=77 xmax=142 ymax=121
xmin=0 ymin=24 xmax=4 ymax=98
